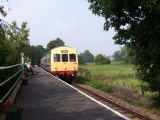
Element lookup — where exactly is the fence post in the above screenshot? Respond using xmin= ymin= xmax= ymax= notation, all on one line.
xmin=21 ymin=53 xmax=24 ymax=64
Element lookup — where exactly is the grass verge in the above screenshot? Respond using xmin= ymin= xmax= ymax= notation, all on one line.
xmin=74 ymin=76 xmax=112 ymax=93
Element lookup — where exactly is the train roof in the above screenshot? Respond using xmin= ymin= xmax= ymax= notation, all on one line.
xmin=41 ymin=46 xmax=77 ymax=59
xmin=53 ymin=46 xmax=76 ymax=49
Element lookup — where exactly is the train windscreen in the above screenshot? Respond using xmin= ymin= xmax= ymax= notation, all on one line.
xmin=62 ymin=54 xmax=68 ymax=62
xmin=53 ymin=54 xmax=60 ymax=62
xmin=69 ymin=54 xmax=76 ymax=62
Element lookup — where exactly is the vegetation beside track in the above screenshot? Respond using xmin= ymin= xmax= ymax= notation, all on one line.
xmin=78 ymin=63 xmax=158 ymax=100
xmin=79 ymin=63 xmax=142 ymax=92
xmin=77 ymin=63 xmax=160 ymax=118
xmin=74 ymin=76 xmax=112 ymax=93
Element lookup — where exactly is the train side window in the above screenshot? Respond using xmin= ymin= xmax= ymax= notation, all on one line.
xmin=53 ymin=54 xmax=60 ymax=62
xmin=62 ymin=54 xmax=68 ymax=62
xmin=69 ymin=54 xmax=76 ymax=62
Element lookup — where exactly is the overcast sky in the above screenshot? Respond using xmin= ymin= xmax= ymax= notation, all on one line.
xmin=3 ymin=0 xmax=121 ymax=56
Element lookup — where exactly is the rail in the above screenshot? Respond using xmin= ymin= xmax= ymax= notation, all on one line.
xmin=0 ymin=64 xmax=25 ymax=103
xmin=73 ymin=83 xmax=153 ymax=120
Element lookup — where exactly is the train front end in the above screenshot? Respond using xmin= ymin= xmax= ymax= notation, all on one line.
xmin=50 ymin=46 xmax=78 ymax=83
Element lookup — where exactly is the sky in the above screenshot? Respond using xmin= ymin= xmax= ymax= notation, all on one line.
xmin=3 ymin=0 xmax=121 ymax=56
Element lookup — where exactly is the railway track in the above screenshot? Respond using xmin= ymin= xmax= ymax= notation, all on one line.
xmin=72 ymin=83 xmax=153 ymax=120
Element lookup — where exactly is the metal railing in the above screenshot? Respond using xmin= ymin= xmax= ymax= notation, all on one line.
xmin=0 ymin=64 xmax=24 ymax=103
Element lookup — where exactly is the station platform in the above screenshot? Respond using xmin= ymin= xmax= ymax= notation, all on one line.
xmin=15 ymin=68 xmax=127 ymax=120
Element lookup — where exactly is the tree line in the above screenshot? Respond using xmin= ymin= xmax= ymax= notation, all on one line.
xmin=0 ymin=22 xmax=131 ymax=66
xmin=24 ymin=38 xmax=115 ymax=66
xmin=0 ymin=20 xmax=65 ymax=66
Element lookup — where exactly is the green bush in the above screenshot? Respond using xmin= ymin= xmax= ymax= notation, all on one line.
xmin=94 ymin=54 xmax=111 ymax=65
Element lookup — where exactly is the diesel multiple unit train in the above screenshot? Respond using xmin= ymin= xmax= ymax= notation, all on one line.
xmin=41 ymin=46 xmax=78 ymax=83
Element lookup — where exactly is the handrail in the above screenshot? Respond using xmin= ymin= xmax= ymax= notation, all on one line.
xmin=0 ymin=64 xmax=22 ymax=70
xmin=0 ymin=69 xmax=23 ymax=86
xmin=0 ymin=64 xmax=25 ymax=103
xmin=0 ymin=74 xmax=24 ymax=103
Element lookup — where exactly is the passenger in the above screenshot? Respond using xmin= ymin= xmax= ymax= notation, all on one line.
xmin=30 ymin=64 xmax=34 ymax=75
xmin=26 ymin=62 xmax=33 ymax=75
xmin=26 ymin=62 xmax=31 ymax=71
xmin=24 ymin=63 xmax=28 ymax=72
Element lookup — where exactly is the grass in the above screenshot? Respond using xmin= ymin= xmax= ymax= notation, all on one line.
xmin=79 ymin=63 xmax=144 ymax=94
xmin=75 ymin=76 xmax=112 ymax=93
xmin=77 ymin=62 xmax=160 ymax=108
xmin=80 ymin=63 xmax=135 ymax=75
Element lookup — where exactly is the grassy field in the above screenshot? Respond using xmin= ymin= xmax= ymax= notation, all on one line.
xmin=79 ymin=63 xmax=144 ymax=93
xmin=80 ymin=63 xmax=135 ymax=75
xmin=77 ymin=63 xmax=160 ymax=107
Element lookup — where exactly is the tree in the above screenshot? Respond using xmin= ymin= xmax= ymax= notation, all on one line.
xmin=0 ymin=20 xmax=30 ymax=66
xmin=0 ymin=27 xmax=10 ymax=66
xmin=88 ymin=0 xmax=160 ymax=93
xmin=0 ymin=3 xmax=30 ymax=66
xmin=120 ymin=47 xmax=133 ymax=63
xmin=47 ymin=38 xmax=65 ymax=50
xmin=0 ymin=4 xmax=8 ymax=66
xmin=78 ymin=53 xmax=86 ymax=65
xmin=82 ymin=50 xmax=94 ymax=63
xmin=7 ymin=21 xmax=29 ymax=65
xmin=113 ymin=47 xmax=133 ymax=63
xmin=95 ymin=54 xmax=111 ymax=65
xmin=113 ymin=51 xmax=121 ymax=61
xmin=0 ymin=5 xmax=7 ymax=17
xmin=24 ymin=45 xmax=46 ymax=65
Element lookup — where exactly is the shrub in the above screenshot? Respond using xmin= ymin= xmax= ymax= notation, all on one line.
xmin=94 ymin=54 xmax=111 ymax=65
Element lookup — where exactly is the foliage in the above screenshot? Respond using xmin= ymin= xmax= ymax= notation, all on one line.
xmin=24 ymin=45 xmax=46 ymax=65
xmin=24 ymin=38 xmax=66 ymax=65
xmin=113 ymin=47 xmax=133 ymax=63
xmin=120 ymin=47 xmax=129 ymax=63
xmin=94 ymin=54 xmax=111 ymax=65
xmin=0 ymin=21 xmax=30 ymax=66
xmin=0 ymin=4 xmax=8 ymax=66
xmin=82 ymin=50 xmax=94 ymax=63
xmin=7 ymin=21 xmax=29 ymax=65
xmin=78 ymin=50 xmax=94 ymax=64
xmin=78 ymin=53 xmax=86 ymax=65
xmin=0 ymin=5 xmax=7 ymax=17
xmin=88 ymin=0 xmax=160 ymax=93
xmin=0 ymin=24 xmax=9 ymax=65
xmin=47 ymin=38 xmax=65 ymax=51
xmin=112 ymin=50 xmax=121 ymax=61
xmin=121 ymin=47 xmax=132 ymax=63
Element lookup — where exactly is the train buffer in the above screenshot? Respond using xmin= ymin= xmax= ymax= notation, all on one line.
xmin=14 ymin=67 xmax=128 ymax=120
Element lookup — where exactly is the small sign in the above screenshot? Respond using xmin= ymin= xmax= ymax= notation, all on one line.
xmin=61 ymin=50 xmax=68 ymax=53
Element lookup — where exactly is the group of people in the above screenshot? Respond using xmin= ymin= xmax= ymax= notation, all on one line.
xmin=24 ymin=62 xmax=35 ymax=75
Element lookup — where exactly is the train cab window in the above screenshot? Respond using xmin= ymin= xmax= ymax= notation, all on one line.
xmin=53 ymin=54 xmax=60 ymax=62
xmin=69 ymin=54 xmax=76 ymax=62
xmin=62 ymin=54 xmax=68 ymax=62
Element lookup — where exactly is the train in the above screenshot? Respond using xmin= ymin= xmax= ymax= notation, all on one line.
xmin=41 ymin=46 xmax=78 ymax=83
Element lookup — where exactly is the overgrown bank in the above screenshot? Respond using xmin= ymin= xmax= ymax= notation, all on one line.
xmin=76 ymin=64 xmax=159 ymax=107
